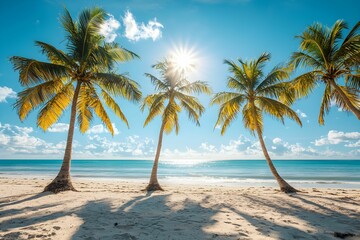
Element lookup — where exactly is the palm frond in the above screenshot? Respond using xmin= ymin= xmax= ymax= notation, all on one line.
xmin=88 ymin=86 xmax=114 ymax=135
xmin=101 ymin=90 xmax=129 ymax=128
xmin=94 ymin=73 xmax=142 ymax=101
xmin=256 ymin=65 xmax=291 ymax=92
xmin=37 ymin=83 xmax=74 ymax=131
xmin=77 ymin=84 xmax=93 ymax=133
xmin=35 ymin=41 xmax=76 ymax=68
xmin=178 ymin=80 xmax=212 ymax=95
xmin=257 ymin=96 xmax=302 ymax=127
xmin=10 ymin=57 xmax=70 ymax=86
xmin=145 ymin=73 xmax=169 ymax=91
xmin=14 ymin=80 xmax=65 ymax=121
xmin=318 ymin=83 xmax=332 ymax=125
xmin=290 ymin=71 xmax=320 ymax=98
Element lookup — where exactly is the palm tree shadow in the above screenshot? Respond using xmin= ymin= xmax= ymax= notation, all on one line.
xmin=223 ymin=194 xmax=360 ymax=239
xmin=71 ymin=193 xmax=221 ymax=239
xmin=0 ymin=192 xmax=52 ymax=208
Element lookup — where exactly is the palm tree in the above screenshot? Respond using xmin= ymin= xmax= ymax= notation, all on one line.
xmin=290 ymin=20 xmax=360 ymax=124
xmin=211 ymin=53 xmax=302 ymax=193
xmin=141 ymin=60 xmax=212 ymax=191
xmin=10 ymin=8 xmax=141 ymax=193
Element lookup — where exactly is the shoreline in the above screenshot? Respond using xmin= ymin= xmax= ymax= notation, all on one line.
xmin=1 ymin=177 xmax=360 ymax=239
xmin=1 ymin=174 xmax=360 ymax=190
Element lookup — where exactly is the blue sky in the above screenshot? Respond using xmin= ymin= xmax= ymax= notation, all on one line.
xmin=0 ymin=0 xmax=359 ymax=160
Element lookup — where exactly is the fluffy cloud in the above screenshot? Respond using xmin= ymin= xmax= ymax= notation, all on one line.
xmin=84 ymin=134 xmax=155 ymax=158
xmin=99 ymin=14 xmax=121 ymax=42
xmin=0 ymin=122 xmax=68 ymax=157
xmin=87 ymin=123 xmax=120 ymax=135
xmin=123 ymin=10 xmax=163 ymax=41
xmin=314 ymin=130 xmax=360 ymax=147
xmin=0 ymin=86 xmax=17 ymax=103
xmin=48 ymin=123 xmax=69 ymax=133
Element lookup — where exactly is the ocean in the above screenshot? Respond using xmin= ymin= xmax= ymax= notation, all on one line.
xmin=0 ymin=160 xmax=359 ymax=189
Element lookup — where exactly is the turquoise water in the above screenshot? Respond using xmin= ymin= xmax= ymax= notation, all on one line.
xmin=0 ymin=160 xmax=359 ymax=188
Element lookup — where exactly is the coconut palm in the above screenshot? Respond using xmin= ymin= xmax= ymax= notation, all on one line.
xmin=10 ymin=8 xmax=141 ymax=193
xmin=212 ymin=53 xmax=302 ymax=193
xmin=141 ymin=60 xmax=212 ymax=191
xmin=290 ymin=20 xmax=360 ymax=124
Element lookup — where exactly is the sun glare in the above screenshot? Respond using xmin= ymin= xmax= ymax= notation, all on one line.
xmin=169 ymin=45 xmax=197 ymax=75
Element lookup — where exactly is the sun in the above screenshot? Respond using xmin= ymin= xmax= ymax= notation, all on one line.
xmin=169 ymin=45 xmax=197 ymax=75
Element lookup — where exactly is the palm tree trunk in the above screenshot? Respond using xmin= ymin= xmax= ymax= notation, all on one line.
xmin=145 ymin=121 xmax=165 ymax=191
xmin=329 ymin=79 xmax=360 ymax=120
xmin=255 ymin=126 xmax=297 ymax=193
xmin=44 ymin=82 xmax=82 ymax=193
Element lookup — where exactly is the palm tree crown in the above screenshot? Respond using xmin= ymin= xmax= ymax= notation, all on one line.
xmin=212 ymin=52 xmax=301 ymax=135
xmin=10 ymin=7 xmax=141 ymax=193
xmin=290 ymin=20 xmax=360 ymax=124
xmin=142 ymin=60 xmax=212 ymax=133
xmin=212 ymin=52 xmax=301 ymax=193
xmin=11 ymin=8 xmax=141 ymax=135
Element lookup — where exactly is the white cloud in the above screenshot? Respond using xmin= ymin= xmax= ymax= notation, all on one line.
xmin=99 ymin=14 xmax=121 ymax=42
xmin=86 ymin=123 xmax=119 ymax=135
xmin=272 ymin=137 xmax=282 ymax=144
xmin=123 ymin=10 xmax=163 ymax=41
xmin=0 ymin=86 xmax=17 ymax=103
xmin=296 ymin=109 xmax=307 ymax=118
xmin=314 ymin=130 xmax=360 ymax=146
xmin=48 ymin=123 xmax=69 ymax=133
xmin=0 ymin=122 xmax=69 ymax=158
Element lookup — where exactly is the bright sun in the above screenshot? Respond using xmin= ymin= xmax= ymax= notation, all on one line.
xmin=169 ymin=45 xmax=197 ymax=75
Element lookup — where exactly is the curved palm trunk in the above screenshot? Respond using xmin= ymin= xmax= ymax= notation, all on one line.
xmin=255 ymin=127 xmax=297 ymax=193
xmin=44 ymin=82 xmax=82 ymax=193
xmin=145 ymin=121 xmax=165 ymax=191
xmin=329 ymin=80 xmax=360 ymax=120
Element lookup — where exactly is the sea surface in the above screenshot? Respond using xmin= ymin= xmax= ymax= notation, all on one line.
xmin=0 ymin=160 xmax=359 ymax=189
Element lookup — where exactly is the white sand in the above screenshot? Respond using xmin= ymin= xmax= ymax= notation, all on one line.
xmin=0 ymin=177 xmax=359 ymax=240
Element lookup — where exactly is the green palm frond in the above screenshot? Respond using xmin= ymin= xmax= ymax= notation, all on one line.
xmin=256 ymin=65 xmax=291 ymax=92
xmin=35 ymin=41 xmax=76 ymax=67
xmin=10 ymin=57 xmax=70 ymax=86
xmin=178 ymin=80 xmax=212 ymax=95
xmin=257 ymin=97 xmax=302 ymax=127
xmin=291 ymin=20 xmax=360 ymax=123
xmin=213 ymin=53 xmax=301 ymax=136
xmin=331 ymin=85 xmax=360 ymax=111
xmin=145 ymin=73 xmax=169 ymax=91
xmin=291 ymin=71 xmax=320 ymax=98
xmin=95 ymin=73 xmax=142 ymax=101
xmin=105 ymin=43 xmax=140 ymax=61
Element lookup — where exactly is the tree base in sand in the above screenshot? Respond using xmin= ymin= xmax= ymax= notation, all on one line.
xmin=44 ymin=178 xmax=76 ymax=193
xmin=280 ymin=183 xmax=298 ymax=193
xmin=145 ymin=183 xmax=164 ymax=191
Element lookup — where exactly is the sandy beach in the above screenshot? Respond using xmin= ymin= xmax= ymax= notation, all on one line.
xmin=0 ymin=177 xmax=359 ymax=240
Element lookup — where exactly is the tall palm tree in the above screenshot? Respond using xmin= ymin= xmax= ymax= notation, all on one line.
xmin=10 ymin=8 xmax=141 ymax=193
xmin=211 ymin=53 xmax=302 ymax=193
xmin=290 ymin=20 xmax=360 ymax=124
xmin=141 ymin=60 xmax=212 ymax=191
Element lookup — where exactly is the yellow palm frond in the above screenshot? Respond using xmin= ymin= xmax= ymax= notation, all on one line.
xmin=37 ymin=83 xmax=74 ymax=131
xmin=101 ymin=90 xmax=129 ymax=128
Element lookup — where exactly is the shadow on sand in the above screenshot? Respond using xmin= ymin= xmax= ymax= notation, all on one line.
xmin=1 ymin=189 xmax=359 ymax=240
